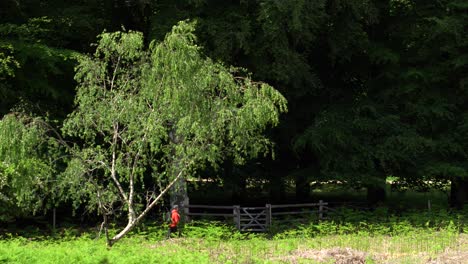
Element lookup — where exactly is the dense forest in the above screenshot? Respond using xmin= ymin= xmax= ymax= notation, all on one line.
xmin=1 ymin=0 xmax=467 ymax=231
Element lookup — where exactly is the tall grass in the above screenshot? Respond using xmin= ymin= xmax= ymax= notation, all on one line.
xmin=1 ymin=209 xmax=466 ymax=263
xmin=0 ymin=232 xmax=465 ymax=263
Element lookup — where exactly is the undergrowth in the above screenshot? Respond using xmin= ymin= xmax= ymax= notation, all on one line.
xmin=0 ymin=208 xmax=466 ymax=263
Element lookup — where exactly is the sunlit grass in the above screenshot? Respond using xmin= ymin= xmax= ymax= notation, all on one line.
xmin=0 ymin=230 xmax=465 ymax=263
xmin=1 ymin=208 xmax=466 ymax=263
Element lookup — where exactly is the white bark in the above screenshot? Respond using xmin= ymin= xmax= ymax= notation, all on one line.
xmin=110 ymin=123 xmax=130 ymax=205
xmin=108 ymin=164 xmax=189 ymax=245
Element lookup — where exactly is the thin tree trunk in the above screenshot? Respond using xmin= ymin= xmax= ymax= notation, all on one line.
xmin=168 ymin=129 xmax=188 ymax=215
xmin=295 ymin=173 xmax=310 ymax=203
xmin=128 ymin=132 xmax=146 ymax=222
xmin=104 ymin=213 xmax=110 ymax=247
xmin=110 ymin=123 xmax=130 ymax=205
xmin=222 ymin=158 xmax=238 ymax=204
xmin=450 ymin=178 xmax=468 ymax=209
xmin=108 ymin=164 xmax=190 ymax=246
xmin=367 ymin=182 xmax=386 ymax=206
xmin=170 ymin=156 xmax=188 ymax=216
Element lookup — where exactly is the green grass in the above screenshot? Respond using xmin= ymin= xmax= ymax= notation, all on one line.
xmin=0 ymin=232 xmax=466 ymax=263
xmin=1 ymin=211 xmax=467 ymax=264
xmin=1 ymin=208 xmax=466 ymax=263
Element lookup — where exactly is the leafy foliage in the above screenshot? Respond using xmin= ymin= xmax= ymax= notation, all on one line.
xmin=0 ymin=17 xmax=78 ymax=116
xmin=61 ymin=21 xmax=286 ymax=245
xmin=1 ymin=0 xmax=468 ymax=220
xmin=0 ymin=114 xmax=61 ymax=221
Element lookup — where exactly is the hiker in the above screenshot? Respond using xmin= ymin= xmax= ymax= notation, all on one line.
xmin=166 ymin=205 xmax=181 ymax=238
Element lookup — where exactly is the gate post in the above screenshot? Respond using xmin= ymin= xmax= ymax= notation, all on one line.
xmin=53 ymin=208 xmax=56 ymax=231
xmin=319 ymin=200 xmax=324 ymax=220
xmin=266 ymin=204 xmax=272 ymax=229
xmin=233 ymin=205 xmax=240 ymax=230
xmin=183 ymin=198 xmax=190 ymax=223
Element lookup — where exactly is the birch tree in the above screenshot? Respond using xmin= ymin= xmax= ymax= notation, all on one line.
xmin=62 ymin=21 xmax=287 ymax=246
xmin=0 ymin=113 xmax=61 ymax=221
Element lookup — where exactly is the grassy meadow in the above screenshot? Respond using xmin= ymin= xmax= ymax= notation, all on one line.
xmin=1 ymin=207 xmax=467 ymax=264
xmin=1 ymin=233 xmax=467 ymax=264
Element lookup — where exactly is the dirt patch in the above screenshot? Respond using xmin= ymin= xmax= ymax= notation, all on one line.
xmin=272 ymin=247 xmax=370 ymax=263
xmin=426 ymin=234 xmax=468 ymax=264
xmin=426 ymin=252 xmax=468 ymax=264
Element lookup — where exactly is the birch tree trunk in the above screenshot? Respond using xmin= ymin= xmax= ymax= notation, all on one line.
xmin=106 ymin=167 xmax=187 ymax=246
xmin=169 ymin=155 xmax=189 ymax=223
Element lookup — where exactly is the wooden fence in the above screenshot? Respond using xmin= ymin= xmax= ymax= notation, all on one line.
xmin=185 ymin=200 xmax=329 ymax=232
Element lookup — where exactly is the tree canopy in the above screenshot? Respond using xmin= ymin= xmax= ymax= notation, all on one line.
xmin=1 ymin=0 xmax=467 ymax=220
xmin=61 ymin=21 xmax=286 ymax=246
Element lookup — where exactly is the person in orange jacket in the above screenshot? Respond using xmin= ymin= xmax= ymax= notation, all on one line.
xmin=166 ymin=204 xmax=181 ymax=238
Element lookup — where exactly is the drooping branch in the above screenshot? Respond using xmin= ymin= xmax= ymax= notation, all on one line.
xmin=109 ymin=123 xmax=129 ymax=205
xmin=109 ymin=55 xmax=121 ymax=91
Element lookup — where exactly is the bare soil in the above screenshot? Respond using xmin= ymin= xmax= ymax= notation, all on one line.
xmin=270 ymin=235 xmax=468 ymax=263
xmin=272 ymin=247 xmax=369 ymax=263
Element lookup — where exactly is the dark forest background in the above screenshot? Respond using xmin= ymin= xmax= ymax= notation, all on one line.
xmin=1 ymin=0 xmax=467 ymax=224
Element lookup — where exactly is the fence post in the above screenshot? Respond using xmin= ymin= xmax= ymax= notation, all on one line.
xmin=53 ymin=208 xmax=56 ymax=231
xmin=266 ymin=204 xmax=272 ymax=230
xmin=319 ymin=200 xmax=324 ymax=220
xmin=183 ymin=198 xmax=190 ymax=223
xmin=233 ymin=205 xmax=240 ymax=230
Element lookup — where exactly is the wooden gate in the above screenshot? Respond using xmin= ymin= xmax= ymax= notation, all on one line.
xmin=233 ymin=205 xmax=271 ymax=232
xmin=186 ymin=202 xmax=329 ymax=232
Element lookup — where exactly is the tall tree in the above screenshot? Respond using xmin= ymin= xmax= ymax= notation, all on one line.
xmin=62 ymin=21 xmax=286 ymax=246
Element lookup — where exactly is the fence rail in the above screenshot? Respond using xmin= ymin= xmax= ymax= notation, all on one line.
xmin=185 ymin=200 xmax=328 ymax=232
xmin=187 ymin=205 xmax=234 ymax=209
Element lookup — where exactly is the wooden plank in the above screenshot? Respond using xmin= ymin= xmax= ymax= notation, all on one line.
xmin=240 ymin=216 xmax=266 ymax=219
xmin=242 ymin=211 xmax=265 ymax=219
xmin=240 ymin=213 xmax=265 ymax=217
xmin=272 ymin=219 xmax=315 ymax=224
xmin=241 ymin=228 xmax=266 ymax=232
xmin=234 ymin=205 xmax=240 ymax=230
xmin=271 ymin=203 xmax=327 ymax=209
xmin=272 ymin=210 xmax=318 ymax=216
xmin=242 ymin=223 xmax=266 ymax=227
xmin=240 ymin=218 xmax=266 ymax=221
xmin=322 ymin=206 xmax=337 ymax=212
xmin=186 ymin=202 xmax=329 ymax=232
xmin=243 ymin=218 xmax=264 ymax=226
xmin=239 ymin=206 xmax=269 ymax=231
xmin=241 ymin=224 xmax=266 ymax=228
xmin=52 ymin=208 xmax=56 ymax=231
xmin=241 ymin=210 xmax=264 ymax=219
xmin=319 ymin=200 xmax=324 ymax=219
xmin=266 ymin=204 xmax=271 ymax=227
xmin=241 ymin=209 xmax=265 ymax=214
xmin=240 ymin=218 xmax=266 ymax=222
xmin=187 ymin=205 xmax=234 ymax=209
xmin=241 ymin=208 xmax=254 ymax=219
xmin=186 ymin=213 xmax=233 ymax=217
xmin=242 ymin=227 xmax=266 ymax=230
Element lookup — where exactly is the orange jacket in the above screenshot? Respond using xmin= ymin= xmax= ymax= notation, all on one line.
xmin=170 ymin=209 xmax=180 ymax=227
